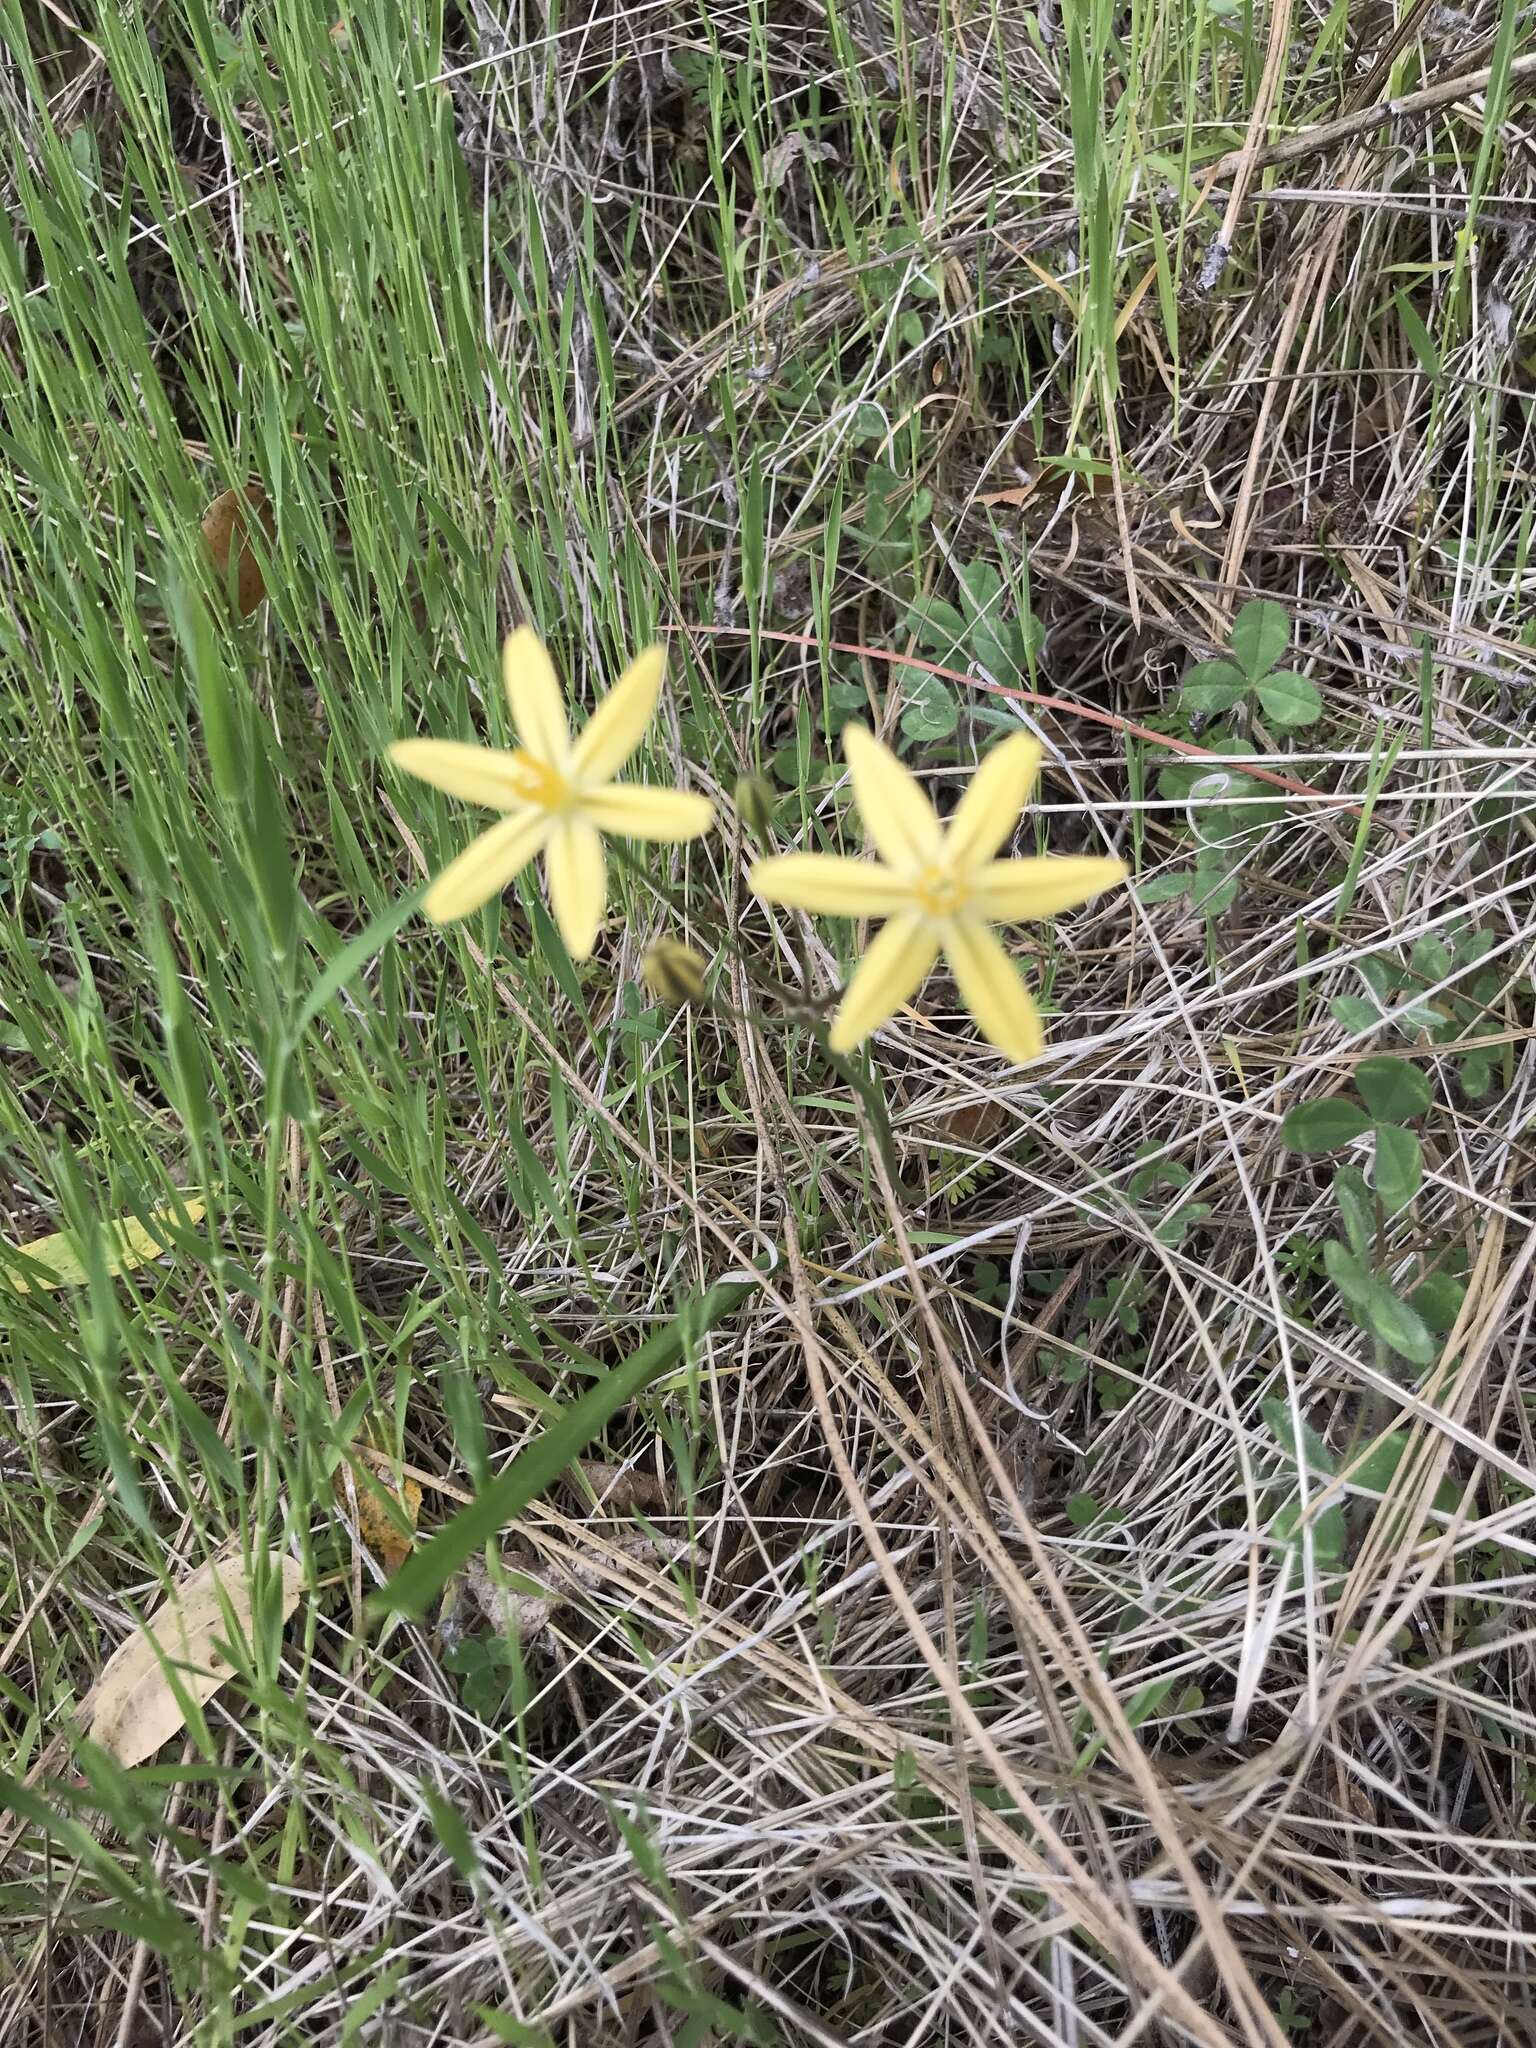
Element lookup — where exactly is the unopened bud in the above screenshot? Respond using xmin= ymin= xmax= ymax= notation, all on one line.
xmin=643 ymin=939 xmax=709 ymax=1006
xmin=734 ymin=773 xmax=775 ymax=838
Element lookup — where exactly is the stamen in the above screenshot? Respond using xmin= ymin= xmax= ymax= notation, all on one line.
xmin=507 ymin=750 xmax=568 ymax=810
xmin=913 ymin=866 xmax=967 ymax=918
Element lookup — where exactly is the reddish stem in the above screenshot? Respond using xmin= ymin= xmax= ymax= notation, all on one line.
xmin=666 ymin=621 xmax=1361 ymax=817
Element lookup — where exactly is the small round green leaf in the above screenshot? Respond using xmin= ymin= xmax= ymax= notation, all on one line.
xmin=1330 ymin=994 xmax=1382 ymax=1033
xmin=1254 ymin=670 xmax=1322 ymax=727
xmin=1356 ymin=1056 xmax=1431 ymax=1122
xmin=1372 ymin=1123 xmax=1423 ymax=1214
xmin=1230 ymin=599 xmax=1290 ymax=677
xmin=1410 ymin=934 xmax=1452 ymax=981
xmin=957 ymin=559 xmax=1004 ymax=618
xmin=904 ymin=596 xmax=967 ymax=652
xmin=899 ymin=671 xmax=958 ymax=741
xmin=1280 ymin=1096 xmax=1373 ymax=1152
xmin=1136 ymin=872 xmax=1190 ymax=904
xmin=1180 ymin=660 xmax=1247 ymax=713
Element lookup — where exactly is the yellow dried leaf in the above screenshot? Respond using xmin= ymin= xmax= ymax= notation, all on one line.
xmin=334 ymin=1447 xmax=422 ymax=1570
xmin=201 ymin=483 xmax=274 ymax=617
xmin=85 ymin=1550 xmax=304 ymax=1768
xmin=1 ymin=1201 xmax=205 ymax=1293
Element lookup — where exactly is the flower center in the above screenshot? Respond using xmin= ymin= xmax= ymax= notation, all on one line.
xmin=507 ymin=749 xmax=569 ymax=810
xmin=913 ymin=865 xmax=968 ymax=918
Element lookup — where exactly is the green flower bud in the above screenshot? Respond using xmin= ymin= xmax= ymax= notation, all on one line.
xmin=733 ymin=774 xmax=775 ymax=838
xmin=643 ymin=939 xmax=709 ymax=1006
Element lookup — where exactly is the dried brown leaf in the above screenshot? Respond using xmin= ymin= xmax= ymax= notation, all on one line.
xmin=568 ymin=1458 xmax=669 ymax=1515
xmin=334 ymin=1447 xmax=423 ymax=1570
xmin=937 ymin=1099 xmax=1010 ymax=1149
xmin=1 ymin=1201 xmax=204 ymax=1293
xmin=84 ymin=1550 xmax=304 ymax=1767
xmin=201 ymin=483 xmax=274 ymax=617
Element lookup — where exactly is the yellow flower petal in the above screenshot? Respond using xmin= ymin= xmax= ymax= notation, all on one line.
xmin=944 ymin=923 xmax=1044 ymax=1064
xmin=842 ymin=725 xmax=941 ymax=870
xmin=750 ymin=853 xmax=915 ymax=918
xmin=502 ymin=627 xmax=570 ymax=764
xmin=828 ymin=913 xmax=940 ymax=1053
xmin=944 ymin=731 xmax=1042 ymax=868
xmin=389 ymin=738 xmax=531 ymax=812
xmin=422 ymin=812 xmax=549 ymax=923
xmin=581 ymin=784 xmax=714 ymax=841
xmin=969 ymin=855 xmax=1128 ymax=923
xmin=545 ymin=815 xmax=607 ymax=960
xmin=570 ymin=646 xmax=666 ymax=785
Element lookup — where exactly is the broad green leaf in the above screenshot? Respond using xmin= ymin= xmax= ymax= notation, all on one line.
xmin=1372 ymin=1124 xmax=1422 ymax=1214
xmin=1273 ymin=1494 xmax=1346 ymax=1569
xmin=1410 ymin=1271 xmax=1465 ymax=1333
xmin=971 ymin=618 xmax=1026 ymax=681
xmin=373 ymin=1274 xmax=756 ymax=1615
xmin=1156 ymin=761 xmax=1206 ymax=800
xmin=1155 ymin=1200 xmax=1210 ymax=1246
xmin=1192 ymin=847 xmax=1239 ymax=915
xmin=1159 ymin=739 xmax=1261 ymax=801
xmin=1409 ymin=933 xmax=1452 ymax=981
xmin=1280 ymin=1096 xmax=1373 ymax=1152
xmin=2 ymin=1202 xmax=206 ymax=1293
xmin=1356 ymin=1056 xmax=1431 ymax=1122
xmin=862 ymin=465 xmax=903 ymax=542
xmin=1343 ymin=1429 xmax=1412 ymax=1497
xmin=899 ymin=670 xmax=958 ymax=741
xmin=956 ymin=558 xmax=1004 ymax=619
xmin=1230 ymin=599 xmax=1289 ymax=678
xmin=1323 ymin=1241 xmax=1435 ymax=1364
xmin=1128 ymin=1147 xmax=1193 ymax=1200
xmin=1330 ymin=994 xmax=1382 ymax=1033
xmin=1342 ymin=1428 xmax=1460 ymax=1520
xmin=1254 ymin=670 xmax=1322 ymax=727
xmin=474 ymin=2014 xmax=556 ymax=2048
xmin=1179 ymin=660 xmax=1247 ymax=713
xmin=1458 ymin=1049 xmax=1495 ymax=1100
xmin=1397 ymin=997 xmax=1443 ymax=1033
xmin=1136 ymin=872 xmax=1190 ymax=904
xmin=1331 ymin=1165 xmax=1374 ymax=1259
xmin=1358 ymin=955 xmax=1398 ymax=1003
xmin=1194 ymin=798 xmax=1266 ymax=847
xmin=904 ymin=596 xmax=967 ymax=652
xmin=1320 ymin=1238 xmax=1380 ymax=1315
xmin=1261 ymin=1397 xmax=1336 ymax=1476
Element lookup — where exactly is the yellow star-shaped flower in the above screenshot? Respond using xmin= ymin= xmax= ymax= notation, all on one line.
xmin=390 ymin=629 xmax=714 ymax=957
xmin=750 ymin=725 xmax=1126 ymax=1062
